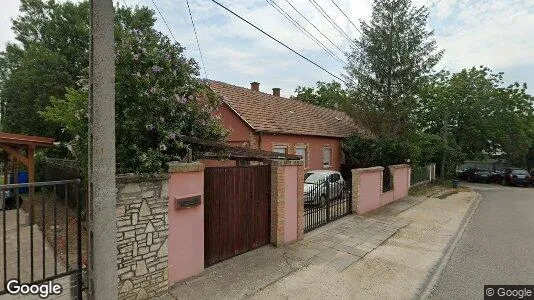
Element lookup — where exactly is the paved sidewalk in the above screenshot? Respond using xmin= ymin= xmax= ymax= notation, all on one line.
xmin=0 ymin=210 xmax=74 ymax=300
xmin=254 ymin=191 xmax=477 ymax=299
xmin=169 ymin=195 xmax=432 ymax=300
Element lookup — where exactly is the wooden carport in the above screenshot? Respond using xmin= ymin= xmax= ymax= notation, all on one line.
xmin=0 ymin=132 xmax=55 ymax=185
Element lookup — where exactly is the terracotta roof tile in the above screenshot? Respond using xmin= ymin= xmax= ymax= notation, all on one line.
xmin=208 ymin=80 xmax=370 ymax=138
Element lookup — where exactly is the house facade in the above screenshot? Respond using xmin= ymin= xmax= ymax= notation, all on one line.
xmin=208 ymin=80 xmax=368 ymax=171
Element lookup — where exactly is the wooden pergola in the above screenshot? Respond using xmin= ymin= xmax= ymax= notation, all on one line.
xmin=0 ymin=132 xmax=55 ymax=185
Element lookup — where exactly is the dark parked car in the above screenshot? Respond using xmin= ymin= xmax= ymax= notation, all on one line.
xmin=491 ymin=169 xmax=505 ymax=183
xmin=458 ymin=168 xmax=491 ymax=183
xmin=500 ymin=168 xmax=531 ymax=187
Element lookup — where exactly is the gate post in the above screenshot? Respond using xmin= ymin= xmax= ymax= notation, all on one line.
xmin=270 ymin=160 xmax=303 ymax=247
xmin=167 ymin=162 xmax=205 ymax=285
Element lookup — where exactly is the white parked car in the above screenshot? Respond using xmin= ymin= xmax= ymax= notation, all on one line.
xmin=304 ymin=170 xmax=346 ymax=205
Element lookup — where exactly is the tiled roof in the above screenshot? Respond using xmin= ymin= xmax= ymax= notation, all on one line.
xmin=208 ymin=80 xmax=370 ymax=138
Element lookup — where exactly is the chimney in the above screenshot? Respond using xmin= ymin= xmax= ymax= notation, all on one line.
xmin=250 ymin=82 xmax=260 ymax=91
xmin=272 ymin=88 xmax=281 ymax=97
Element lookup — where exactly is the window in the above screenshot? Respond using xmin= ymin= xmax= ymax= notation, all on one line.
xmin=295 ymin=146 xmax=307 ymax=168
xmin=323 ymin=147 xmax=332 ymax=168
xmin=272 ymin=145 xmax=287 ymax=154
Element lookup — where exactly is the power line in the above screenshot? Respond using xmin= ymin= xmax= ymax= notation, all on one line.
xmin=265 ymin=0 xmax=346 ymax=64
xmin=329 ymin=0 xmax=361 ymax=34
xmin=283 ymin=0 xmax=347 ymax=56
xmin=185 ymin=0 xmax=208 ymax=78
xmin=307 ymin=0 xmax=355 ymax=45
xmin=150 ymin=0 xmax=179 ymax=44
xmin=208 ymin=0 xmax=347 ymax=84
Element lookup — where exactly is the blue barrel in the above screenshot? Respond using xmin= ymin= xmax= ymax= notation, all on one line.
xmin=8 ymin=171 xmax=29 ymax=194
xmin=452 ymin=180 xmax=459 ymax=189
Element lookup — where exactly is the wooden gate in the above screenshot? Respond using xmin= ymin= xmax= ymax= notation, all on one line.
xmin=204 ymin=165 xmax=271 ymax=267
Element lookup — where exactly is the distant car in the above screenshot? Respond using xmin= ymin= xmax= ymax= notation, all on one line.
xmin=491 ymin=169 xmax=505 ymax=183
xmin=500 ymin=168 xmax=531 ymax=187
xmin=466 ymin=168 xmax=492 ymax=183
xmin=304 ymin=170 xmax=345 ymax=205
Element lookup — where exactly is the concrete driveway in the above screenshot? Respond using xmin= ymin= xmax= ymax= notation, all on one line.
xmin=430 ymin=182 xmax=534 ymax=299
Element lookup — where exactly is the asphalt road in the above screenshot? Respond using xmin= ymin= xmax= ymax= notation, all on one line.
xmin=431 ymin=182 xmax=534 ymax=299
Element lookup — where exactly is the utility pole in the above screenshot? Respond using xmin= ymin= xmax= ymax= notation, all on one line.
xmin=88 ymin=0 xmax=117 ymax=299
xmin=441 ymin=118 xmax=448 ymax=179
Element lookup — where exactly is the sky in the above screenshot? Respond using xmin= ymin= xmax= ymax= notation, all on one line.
xmin=1 ymin=0 xmax=533 ymax=97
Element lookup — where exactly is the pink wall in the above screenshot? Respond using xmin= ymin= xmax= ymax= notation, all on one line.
xmin=357 ymin=170 xmax=382 ymax=213
xmin=215 ymin=103 xmax=253 ymax=146
xmin=393 ymin=167 xmax=409 ymax=200
xmin=380 ymin=190 xmax=395 ymax=205
xmin=260 ymin=134 xmax=343 ymax=171
xmin=168 ymin=170 xmax=204 ymax=285
xmin=355 ymin=165 xmax=411 ymax=214
xmin=284 ymin=166 xmax=298 ymax=244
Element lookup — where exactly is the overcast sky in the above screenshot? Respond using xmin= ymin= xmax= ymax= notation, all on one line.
xmin=1 ymin=0 xmax=533 ymax=97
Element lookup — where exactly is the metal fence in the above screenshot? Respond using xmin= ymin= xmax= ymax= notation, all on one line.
xmin=304 ymin=175 xmax=351 ymax=232
xmin=382 ymin=167 xmax=393 ymax=192
xmin=0 ymin=179 xmax=84 ymax=298
xmin=411 ymin=165 xmax=431 ymax=185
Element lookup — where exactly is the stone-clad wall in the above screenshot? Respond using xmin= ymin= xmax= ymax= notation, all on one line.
xmin=116 ymin=174 xmax=169 ymax=300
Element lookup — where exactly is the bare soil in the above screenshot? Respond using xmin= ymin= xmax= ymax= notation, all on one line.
xmin=20 ymin=190 xmax=88 ymax=270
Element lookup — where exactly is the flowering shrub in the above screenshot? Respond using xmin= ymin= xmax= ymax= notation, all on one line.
xmin=41 ymin=6 xmax=227 ymax=174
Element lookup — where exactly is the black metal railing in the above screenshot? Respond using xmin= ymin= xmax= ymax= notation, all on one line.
xmin=411 ymin=165 xmax=430 ymax=185
xmin=304 ymin=176 xmax=351 ymax=232
xmin=382 ymin=167 xmax=393 ymax=192
xmin=0 ymin=179 xmax=84 ymax=298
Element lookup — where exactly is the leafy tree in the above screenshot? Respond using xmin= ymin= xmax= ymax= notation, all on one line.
xmin=345 ymin=0 xmax=443 ymax=137
xmin=40 ymin=4 xmax=227 ymax=174
xmin=294 ymin=81 xmax=349 ymax=109
xmin=0 ymin=0 xmax=89 ymax=136
xmin=416 ymin=66 xmax=534 ymax=171
xmin=342 ymin=134 xmax=412 ymax=168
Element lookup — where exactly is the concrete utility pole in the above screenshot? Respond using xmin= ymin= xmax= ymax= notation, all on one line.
xmin=88 ymin=0 xmax=117 ymax=299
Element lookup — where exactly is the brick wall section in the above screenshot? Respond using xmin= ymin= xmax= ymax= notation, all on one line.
xmin=270 ymin=159 xmax=304 ymax=246
xmin=296 ymin=163 xmax=304 ymax=240
xmin=116 ymin=174 xmax=169 ymax=300
xmin=270 ymin=162 xmax=285 ymax=247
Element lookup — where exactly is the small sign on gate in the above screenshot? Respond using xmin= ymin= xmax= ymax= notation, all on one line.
xmin=175 ymin=195 xmax=202 ymax=210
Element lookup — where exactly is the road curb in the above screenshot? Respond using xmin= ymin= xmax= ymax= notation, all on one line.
xmin=414 ymin=192 xmax=482 ymax=300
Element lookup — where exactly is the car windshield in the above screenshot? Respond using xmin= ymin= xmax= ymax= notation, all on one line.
xmin=511 ymin=170 xmax=529 ymax=175
xmin=304 ymin=172 xmax=329 ymax=184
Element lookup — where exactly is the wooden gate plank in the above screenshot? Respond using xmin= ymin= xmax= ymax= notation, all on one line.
xmin=204 ymin=165 xmax=271 ymax=267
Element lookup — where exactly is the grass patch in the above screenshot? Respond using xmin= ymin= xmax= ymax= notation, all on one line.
xmin=410 ymin=178 xmax=470 ymax=198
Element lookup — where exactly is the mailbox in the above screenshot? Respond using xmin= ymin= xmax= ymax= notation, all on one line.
xmin=175 ymin=195 xmax=201 ymax=210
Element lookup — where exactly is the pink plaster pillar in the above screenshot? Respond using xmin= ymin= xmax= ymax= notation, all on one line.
xmin=167 ymin=162 xmax=205 ymax=285
xmin=284 ymin=165 xmax=298 ymax=244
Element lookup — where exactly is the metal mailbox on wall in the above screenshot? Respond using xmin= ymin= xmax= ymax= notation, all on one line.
xmin=175 ymin=195 xmax=201 ymax=210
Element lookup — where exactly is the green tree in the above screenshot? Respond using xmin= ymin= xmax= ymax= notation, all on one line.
xmin=294 ymin=81 xmax=349 ymax=109
xmin=416 ymin=66 xmax=534 ymax=171
xmin=40 ymin=4 xmax=227 ymax=174
xmin=0 ymin=0 xmax=89 ymax=136
xmin=345 ymin=0 xmax=443 ymax=137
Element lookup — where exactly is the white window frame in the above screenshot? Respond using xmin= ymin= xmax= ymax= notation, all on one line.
xmin=295 ymin=146 xmax=307 ymax=168
xmin=322 ymin=146 xmax=332 ymax=168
